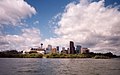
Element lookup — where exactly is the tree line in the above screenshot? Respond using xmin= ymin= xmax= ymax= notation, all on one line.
xmin=0 ymin=50 xmax=119 ymax=59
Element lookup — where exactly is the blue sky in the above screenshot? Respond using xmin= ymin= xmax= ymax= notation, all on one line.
xmin=26 ymin=0 xmax=120 ymax=40
xmin=0 ymin=0 xmax=120 ymax=55
xmin=4 ymin=0 xmax=120 ymax=40
xmin=24 ymin=0 xmax=78 ymax=39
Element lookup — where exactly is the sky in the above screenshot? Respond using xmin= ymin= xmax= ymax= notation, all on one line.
xmin=0 ymin=0 xmax=120 ymax=55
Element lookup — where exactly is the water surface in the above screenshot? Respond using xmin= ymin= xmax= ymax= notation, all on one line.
xmin=0 ymin=58 xmax=120 ymax=75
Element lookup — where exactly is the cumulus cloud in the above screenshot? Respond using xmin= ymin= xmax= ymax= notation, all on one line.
xmin=0 ymin=0 xmax=36 ymax=26
xmin=0 ymin=28 xmax=41 ymax=51
xmin=0 ymin=0 xmax=40 ymax=51
xmin=43 ymin=0 xmax=120 ymax=55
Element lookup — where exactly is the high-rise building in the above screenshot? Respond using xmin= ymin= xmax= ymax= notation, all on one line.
xmin=56 ymin=46 xmax=59 ymax=53
xmin=67 ymin=48 xmax=70 ymax=54
xmin=76 ymin=45 xmax=81 ymax=54
xmin=48 ymin=45 xmax=52 ymax=50
xmin=70 ymin=41 xmax=75 ymax=54
xmin=46 ymin=45 xmax=52 ymax=54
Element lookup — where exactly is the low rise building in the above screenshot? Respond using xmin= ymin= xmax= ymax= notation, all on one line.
xmin=23 ymin=47 xmax=45 ymax=54
xmin=61 ymin=47 xmax=68 ymax=54
xmin=51 ymin=48 xmax=57 ymax=53
xmin=81 ymin=48 xmax=90 ymax=54
xmin=61 ymin=50 xmax=68 ymax=54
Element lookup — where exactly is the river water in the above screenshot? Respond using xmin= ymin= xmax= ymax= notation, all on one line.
xmin=0 ymin=58 xmax=120 ymax=75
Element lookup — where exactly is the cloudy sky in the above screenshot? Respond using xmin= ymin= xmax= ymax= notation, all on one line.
xmin=0 ymin=0 xmax=120 ymax=55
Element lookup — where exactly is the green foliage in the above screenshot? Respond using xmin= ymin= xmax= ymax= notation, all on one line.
xmin=0 ymin=50 xmax=117 ymax=58
xmin=0 ymin=50 xmax=20 ymax=58
xmin=45 ymin=53 xmax=60 ymax=58
xmin=21 ymin=53 xmax=43 ymax=58
xmin=93 ymin=55 xmax=110 ymax=59
xmin=44 ymin=53 xmax=93 ymax=58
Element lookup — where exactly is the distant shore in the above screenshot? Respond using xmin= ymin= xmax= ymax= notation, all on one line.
xmin=0 ymin=50 xmax=119 ymax=59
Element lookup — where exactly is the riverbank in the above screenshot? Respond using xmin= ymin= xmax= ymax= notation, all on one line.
xmin=0 ymin=52 xmax=118 ymax=59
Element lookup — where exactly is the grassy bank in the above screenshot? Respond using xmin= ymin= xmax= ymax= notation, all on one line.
xmin=45 ymin=53 xmax=92 ymax=58
xmin=0 ymin=50 xmax=117 ymax=59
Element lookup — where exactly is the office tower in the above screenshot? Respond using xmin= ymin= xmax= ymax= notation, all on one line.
xmin=46 ymin=45 xmax=52 ymax=54
xmin=76 ymin=45 xmax=81 ymax=54
xmin=56 ymin=46 xmax=59 ymax=53
xmin=67 ymin=48 xmax=70 ymax=54
xmin=70 ymin=41 xmax=75 ymax=54
xmin=48 ymin=45 xmax=52 ymax=50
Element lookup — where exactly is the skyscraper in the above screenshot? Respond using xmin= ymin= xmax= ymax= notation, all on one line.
xmin=46 ymin=45 xmax=52 ymax=54
xmin=76 ymin=45 xmax=81 ymax=54
xmin=48 ymin=45 xmax=52 ymax=50
xmin=70 ymin=41 xmax=75 ymax=54
xmin=56 ymin=46 xmax=59 ymax=53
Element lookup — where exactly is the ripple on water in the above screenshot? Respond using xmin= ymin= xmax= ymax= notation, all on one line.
xmin=0 ymin=58 xmax=120 ymax=75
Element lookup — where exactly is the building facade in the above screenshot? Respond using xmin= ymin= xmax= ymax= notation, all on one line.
xmin=81 ymin=48 xmax=90 ymax=54
xmin=76 ymin=45 xmax=81 ymax=54
xmin=61 ymin=47 xmax=68 ymax=54
xmin=28 ymin=47 xmax=45 ymax=54
xmin=56 ymin=46 xmax=59 ymax=53
xmin=51 ymin=48 xmax=57 ymax=53
xmin=70 ymin=41 xmax=75 ymax=54
xmin=46 ymin=45 xmax=52 ymax=54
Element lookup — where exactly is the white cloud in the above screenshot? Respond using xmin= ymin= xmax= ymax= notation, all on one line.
xmin=0 ymin=0 xmax=39 ymax=51
xmin=43 ymin=0 xmax=120 ymax=55
xmin=33 ymin=21 xmax=40 ymax=25
xmin=0 ymin=28 xmax=41 ymax=51
xmin=0 ymin=0 xmax=36 ymax=26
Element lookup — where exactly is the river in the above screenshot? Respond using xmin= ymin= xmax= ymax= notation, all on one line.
xmin=0 ymin=58 xmax=120 ymax=75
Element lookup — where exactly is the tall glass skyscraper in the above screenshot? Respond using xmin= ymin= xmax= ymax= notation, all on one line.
xmin=70 ymin=41 xmax=75 ymax=54
xmin=46 ymin=45 xmax=52 ymax=54
xmin=76 ymin=45 xmax=81 ymax=54
xmin=56 ymin=46 xmax=59 ymax=53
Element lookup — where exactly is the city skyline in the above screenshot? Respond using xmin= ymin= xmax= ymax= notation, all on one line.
xmin=0 ymin=0 xmax=120 ymax=55
xmin=24 ymin=41 xmax=89 ymax=55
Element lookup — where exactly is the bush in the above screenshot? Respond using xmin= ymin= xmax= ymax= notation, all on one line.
xmin=45 ymin=53 xmax=60 ymax=58
xmin=93 ymin=55 xmax=110 ymax=59
xmin=44 ymin=53 xmax=92 ymax=58
xmin=21 ymin=53 xmax=43 ymax=58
